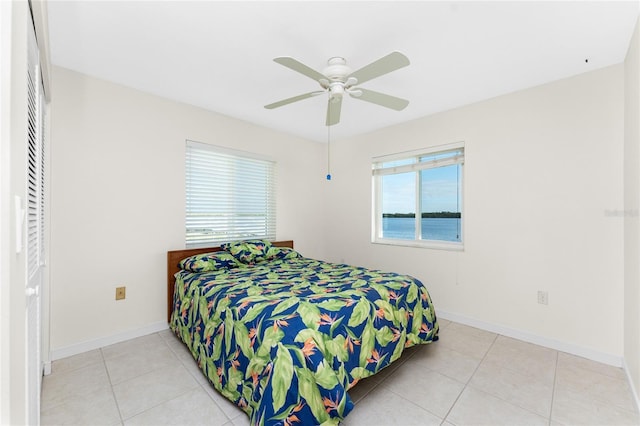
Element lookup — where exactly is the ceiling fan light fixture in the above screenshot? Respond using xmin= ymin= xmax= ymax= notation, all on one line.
xmin=329 ymin=82 xmax=345 ymax=97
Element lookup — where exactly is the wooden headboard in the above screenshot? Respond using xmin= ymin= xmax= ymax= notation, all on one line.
xmin=167 ymin=240 xmax=294 ymax=322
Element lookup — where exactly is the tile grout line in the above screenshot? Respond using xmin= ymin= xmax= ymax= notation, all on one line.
xmin=379 ymin=384 xmax=447 ymax=423
xmin=441 ymin=331 xmax=558 ymax=424
xmin=106 ymin=332 xmax=202 ymax=424
xmin=361 ymin=344 xmax=430 ymax=405
xmin=553 ymin=354 xmax=640 ymax=418
xmin=548 ymin=350 xmax=559 ymax=426
xmin=164 ymin=330 xmax=238 ymax=423
xmin=100 ymin=347 xmax=125 ymax=425
xmin=463 ymin=334 xmax=559 ymax=423
xmin=439 ymin=331 xmax=499 ymax=425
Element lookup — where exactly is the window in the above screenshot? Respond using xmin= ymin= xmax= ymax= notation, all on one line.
xmin=372 ymin=142 xmax=464 ymax=249
xmin=185 ymin=140 xmax=276 ymax=248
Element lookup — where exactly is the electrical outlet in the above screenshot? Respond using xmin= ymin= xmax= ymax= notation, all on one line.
xmin=115 ymin=286 xmax=126 ymax=300
xmin=537 ymin=290 xmax=548 ymax=305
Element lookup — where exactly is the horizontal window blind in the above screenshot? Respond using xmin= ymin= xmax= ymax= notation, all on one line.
xmin=186 ymin=141 xmax=276 ymax=248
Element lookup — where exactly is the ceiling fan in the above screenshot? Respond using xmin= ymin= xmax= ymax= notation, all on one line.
xmin=265 ymin=51 xmax=410 ymax=126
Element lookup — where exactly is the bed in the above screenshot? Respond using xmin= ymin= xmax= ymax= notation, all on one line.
xmin=167 ymin=240 xmax=439 ymax=426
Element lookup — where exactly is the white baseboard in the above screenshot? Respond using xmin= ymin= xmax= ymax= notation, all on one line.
xmin=436 ymin=309 xmax=624 ymax=367
xmin=50 ymin=321 xmax=169 ymax=361
xmin=623 ymin=359 xmax=640 ymax=413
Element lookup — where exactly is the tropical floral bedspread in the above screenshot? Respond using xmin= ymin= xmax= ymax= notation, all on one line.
xmin=170 ymin=246 xmax=438 ymax=426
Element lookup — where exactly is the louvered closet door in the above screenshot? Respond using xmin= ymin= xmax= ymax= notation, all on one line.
xmin=25 ymin=17 xmax=45 ymax=425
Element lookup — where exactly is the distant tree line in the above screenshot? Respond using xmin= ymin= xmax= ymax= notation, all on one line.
xmin=383 ymin=211 xmax=461 ymax=218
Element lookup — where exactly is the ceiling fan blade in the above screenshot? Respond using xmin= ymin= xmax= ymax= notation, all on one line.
xmin=264 ymin=91 xmax=324 ymax=109
xmin=348 ymin=51 xmax=410 ymax=85
xmin=351 ymin=88 xmax=409 ymax=111
xmin=326 ymin=96 xmax=343 ymax=126
xmin=274 ymin=57 xmax=328 ymax=82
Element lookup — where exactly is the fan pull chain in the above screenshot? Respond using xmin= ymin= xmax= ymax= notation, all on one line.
xmin=326 ymin=125 xmax=332 ymax=180
xmin=326 ymin=96 xmax=332 ymax=181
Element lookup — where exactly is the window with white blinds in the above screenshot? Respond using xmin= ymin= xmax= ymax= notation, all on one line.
xmin=185 ymin=140 xmax=276 ymax=248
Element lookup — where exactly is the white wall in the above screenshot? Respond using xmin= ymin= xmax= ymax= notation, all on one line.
xmin=624 ymin=16 xmax=640 ymax=406
xmin=324 ymin=65 xmax=625 ymax=363
xmin=49 ymin=66 xmax=329 ymax=355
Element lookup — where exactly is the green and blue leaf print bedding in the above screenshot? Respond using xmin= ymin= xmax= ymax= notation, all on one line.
xmin=170 ymin=251 xmax=438 ymax=426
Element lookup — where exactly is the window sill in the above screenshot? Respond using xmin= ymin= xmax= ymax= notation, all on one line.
xmin=372 ymin=238 xmax=464 ymax=251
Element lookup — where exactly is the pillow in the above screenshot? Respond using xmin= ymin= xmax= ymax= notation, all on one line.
xmin=178 ymin=251 xmax=240 ymax=272
xmin=266 ymin=246 xmax=301 ymax=261
xmin=220 ymin=240 xmax=273 ymax=264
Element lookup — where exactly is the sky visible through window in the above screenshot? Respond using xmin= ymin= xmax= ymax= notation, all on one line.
xmin=382 ymin=164 xmax=460 ymax=214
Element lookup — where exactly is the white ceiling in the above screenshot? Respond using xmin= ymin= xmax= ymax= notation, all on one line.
xmin=47 ymin=1 xmax=639 ymax=143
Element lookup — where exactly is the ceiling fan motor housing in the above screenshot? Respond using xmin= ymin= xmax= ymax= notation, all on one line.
xmin=323 ymin=57 xmax=352 ymax=82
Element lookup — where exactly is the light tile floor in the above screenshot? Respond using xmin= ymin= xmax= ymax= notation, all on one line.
xmin=41 ymin=320 xmax=640 ymax=426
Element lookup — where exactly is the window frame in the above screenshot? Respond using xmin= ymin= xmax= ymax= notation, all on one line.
xmin=371 ymin=142 xmax=465 ymax=251
xmin=185 ymin=140 xmax=276 ymax=248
